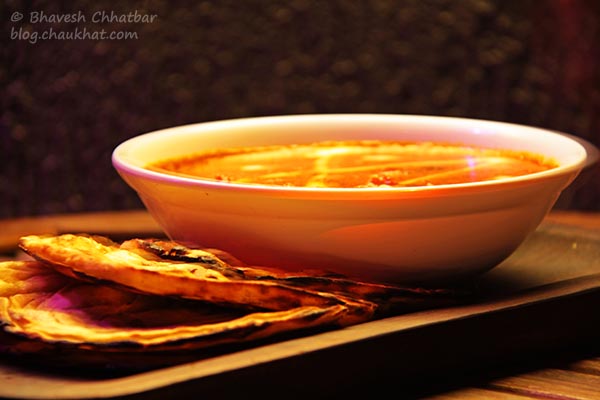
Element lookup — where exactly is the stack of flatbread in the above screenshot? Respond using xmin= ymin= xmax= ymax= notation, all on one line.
xmin=0 ymin=234 xmax=464 ymax=370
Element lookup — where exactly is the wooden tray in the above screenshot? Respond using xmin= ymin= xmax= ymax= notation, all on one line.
xmin=1 ymin=220 xmax=599 ymax=399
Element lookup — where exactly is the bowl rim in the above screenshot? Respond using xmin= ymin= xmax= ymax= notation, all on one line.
xmin=112 ymin=114 xmax=592 ymax=195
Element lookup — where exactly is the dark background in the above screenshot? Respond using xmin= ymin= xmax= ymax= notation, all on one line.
xmin=2 ymin=0 xmax=599 ymax=219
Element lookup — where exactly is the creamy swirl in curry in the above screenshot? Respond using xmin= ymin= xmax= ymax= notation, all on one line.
xmin=148 ymin=140 xmax=557 ymax=188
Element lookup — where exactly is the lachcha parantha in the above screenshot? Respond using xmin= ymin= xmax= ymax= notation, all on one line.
xmin=0 ymin=234 xmax=465 ymax=369
xmin=0 ymin=260 xmax=346 ymax=362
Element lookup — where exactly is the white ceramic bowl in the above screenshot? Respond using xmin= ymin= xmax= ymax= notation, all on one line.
xmin=112 ymin=114 xmax=594 ymax=284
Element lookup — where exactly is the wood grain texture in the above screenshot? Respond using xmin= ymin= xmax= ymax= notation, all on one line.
xmin=0 ymin=210 xmax=163 ymax=252
xmin=568 ymin=358 xmax=600 ymax=375
xmin=545 ymin=210 xmax=600 ymax=230
xmin=488 ymin=369 xmax=600 ymax=400
xmin=425 ymin=387 xmax=535 ymax=399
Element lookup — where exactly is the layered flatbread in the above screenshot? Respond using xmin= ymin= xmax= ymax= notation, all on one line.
xmin=0 ymin=260 xmax=345 ymax=353
xmin=18 ymin=234 xmax=377 ymax=325
xmin=0 ymin=234 xmax=466 ymax=369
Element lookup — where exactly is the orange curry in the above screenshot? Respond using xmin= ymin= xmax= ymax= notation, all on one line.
xmin=148 ymin=140 xmax=557 ymax=188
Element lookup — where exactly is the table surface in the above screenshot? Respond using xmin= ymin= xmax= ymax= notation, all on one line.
xmin=1 ymin=209 xmax=599 ymax=399
xmin=423 ymin=209 xmax=600 ymax=400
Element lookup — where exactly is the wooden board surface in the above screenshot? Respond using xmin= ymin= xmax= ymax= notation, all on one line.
xmin=1 ymin=212 xmax=599 ymax=399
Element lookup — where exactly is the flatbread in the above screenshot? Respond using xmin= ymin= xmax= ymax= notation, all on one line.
xmin=18 ymin=234 xmax=377 ymax=325
xmin=0 ymin=260 xmax=346 ymax=354
xmin=2 ymin=234 xmax=467 ymax=370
